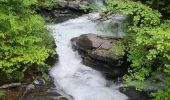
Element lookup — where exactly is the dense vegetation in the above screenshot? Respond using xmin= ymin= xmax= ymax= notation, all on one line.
xmin=0 ymin=0 xmax=57 ymax=98
xmin=0 ymin=0 xmax=169 ymax=99
xmin=102 ymin=0 xmax=170 ymax=99
xmin=0 ymin=0 xmax=57 ymax=85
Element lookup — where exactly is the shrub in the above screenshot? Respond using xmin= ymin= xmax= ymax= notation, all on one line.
xmin=0 ymin=0 xmax=56 ymax=82
xmin=103 ymin=0 xmax=170 ymax=99
xmin=0 ymin=90 xmax=5 ymax=99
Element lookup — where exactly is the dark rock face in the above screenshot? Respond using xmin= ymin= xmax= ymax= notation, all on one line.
xmin=119 ymin=87 xmax=152 ymax=100
xmin=37 ymin=8 xmax=83 ymax=23
xmin=71 ymin=34 xmax=128 ymax=79
xmin=23 ymin=77 xmax=73 ymax=100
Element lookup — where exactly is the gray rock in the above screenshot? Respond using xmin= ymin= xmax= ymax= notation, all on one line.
xmin=58 ymin=0 xmax=89 ymax=10
xmin=33 ymin=77 xmax=46 ymax=86
xmin=58 ymin=0 xmax=68 ymax=8
xmin=71 ymin=34 xmax=117 ymax=50
xmin=119 ymin=86 xmax=152 ymax=100
xmin=22 ymin=78 xmax=72 ymax=100
xmin=71 ymin=33 xmax=128 ymax=79
xmin=38 ymin=7 xmax=83 ymax=23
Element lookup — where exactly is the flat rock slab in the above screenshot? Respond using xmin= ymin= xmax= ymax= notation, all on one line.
xmin=71 ymin=33 xmax=128 ymax=79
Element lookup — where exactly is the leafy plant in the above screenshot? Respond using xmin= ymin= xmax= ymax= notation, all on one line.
xmin=151 ymin=78 xmax=170 ymax=100
xmin=0 ymin=90 xmax=5 ymax=99
xmin=0 ymin=0 xmax=56 ymax=82
xmin=103 ymin=0 xmax=170 ymax=99
xmin=112 ymin=40 xmax=125 ymax=56
xmin=133 ymin=0 xmax=170 ymax=18
xmin=81 ymin=3 xmax=104 ymax=12
xmin=34 ymin=0 xmax=58 ymax=10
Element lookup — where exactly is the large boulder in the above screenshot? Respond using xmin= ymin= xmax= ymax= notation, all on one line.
xmin=119 ymin=86 xmax=152 ymax=100
xmin=71 ymin=34 xmax=128 ymax=79
xmin=23 ymin=77 xmax=73 ymax=100
xmin=37 ymin=7 xmax=83 ymax=23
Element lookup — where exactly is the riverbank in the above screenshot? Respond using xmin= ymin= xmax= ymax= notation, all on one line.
xmin=1 ymin=5 xmax=83 ymax=100
xmin=2 ymin=0 xmax=166 ymax=100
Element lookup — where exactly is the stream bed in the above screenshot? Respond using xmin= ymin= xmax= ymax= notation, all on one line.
xmin=49 ymin=14 xmax=128 ymax=100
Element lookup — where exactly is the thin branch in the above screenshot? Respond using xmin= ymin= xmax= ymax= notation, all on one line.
xmin=0 ymin=83 xmax=21 ymax=89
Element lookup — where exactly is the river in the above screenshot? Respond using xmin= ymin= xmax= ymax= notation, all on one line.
xmin=48 ymin=13 xmax=128 ymax=100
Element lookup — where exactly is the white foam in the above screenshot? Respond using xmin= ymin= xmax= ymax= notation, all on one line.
xmin=49 ymin=14 xmax=128 ymax=100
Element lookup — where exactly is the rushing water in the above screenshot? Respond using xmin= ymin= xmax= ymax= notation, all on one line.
xmin=49 ymin=14 xmax=128 ymax=100
xmin=87 ymin=0 xmax=104 ymax=6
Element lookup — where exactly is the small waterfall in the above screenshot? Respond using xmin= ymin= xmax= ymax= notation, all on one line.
xmin=87 ymin=0 xmax=104 ymax=5
xmin=86 ymin=0 xmax=105 ymax=10
xmin=48 ymin=0 xmax=128 ymax=100
xmin=100 ymin=14 xmax=128 ymax=37
xmin=49 ymin=14 xmax=128 ymax=100
xmin=87 ymin=0 xmax=127 ymax=37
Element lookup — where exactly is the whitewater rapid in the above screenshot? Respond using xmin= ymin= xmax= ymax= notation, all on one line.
xmin=49 ymin=14 xmax=128 ymax=100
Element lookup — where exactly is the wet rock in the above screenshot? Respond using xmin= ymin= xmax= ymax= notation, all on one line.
xmin=119 ymin=86 xmax=152 ymax=100
xmin=22 ymin=78 xmax=71 ymax=100
xmin=57 ymin=0 xmax=68 ymax=8
xmin=33 ymin=77 xmax=46 ymax=86
xmin=118 ymin=74 xmax=168 ymax=100
xmin=71 ymin=33 xmax=128 ymax=79
xmin=88 ymin=13 xmax=101 ymax=21
xmin=58 ymin=97 xmax=69 ymax=100
xmin=58 ymin=0 xmax=89 ymax=10
xmin=37 ymin=8 xmax=83 ymax=23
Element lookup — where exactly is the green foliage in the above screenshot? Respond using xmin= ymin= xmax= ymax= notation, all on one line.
xmin=133 ymin=0 xmax=170 ymax=18
xmin=112 ymin=41 xmax=125 ymax=56
xmin=0 ymin=90 xmax=5 ymax=99
xmin=34 ymin=0 xmax=58 ymax=9
xmin=151 ymin=78 xmax=170 ymax=100
xmin=0 ymin=0 xmax=56 ymax=82
xmin=81 ymin=4 xmax=99 ymax=12
xmin=127 ymin=22 xmax=170 ymax=82
xmin=104 ymin=0 xmax=170 ymax=99
xmin=81 ymin=3 xmax=104 ymax=13
xmin=105 ymin=0 xmax=161 ymax=27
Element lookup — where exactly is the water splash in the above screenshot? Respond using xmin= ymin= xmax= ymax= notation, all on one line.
xmin=49 ymin=14 xmax=128 ymax=100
